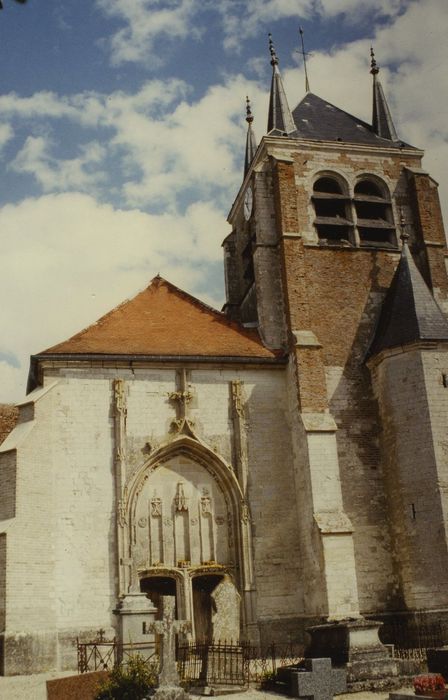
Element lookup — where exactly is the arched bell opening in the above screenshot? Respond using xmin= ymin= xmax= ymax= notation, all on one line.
xmin=140 ymin=575 xmax=177 ymax=620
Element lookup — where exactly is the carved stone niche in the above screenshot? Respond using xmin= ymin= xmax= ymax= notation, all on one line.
xmin=132 ymin=456 xmax=231 ymax=570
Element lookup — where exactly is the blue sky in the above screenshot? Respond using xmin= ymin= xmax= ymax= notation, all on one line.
xmin=0 ymin=0 xmax=447 ymax=401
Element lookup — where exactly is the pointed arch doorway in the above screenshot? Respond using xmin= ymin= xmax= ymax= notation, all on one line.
xmin=123 ymin=438 xmax=253 ymax=641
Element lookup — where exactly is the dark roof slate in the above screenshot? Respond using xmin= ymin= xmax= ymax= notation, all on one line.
xmin=367 ymin=244 xmax=448 ymax=359
xmin=291 ymin=93 xmax=414 ymax=149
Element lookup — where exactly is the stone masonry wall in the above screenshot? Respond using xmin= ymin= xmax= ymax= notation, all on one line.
xmin=0 ymin=362 xmax=302 ymax=671
xmin=371 ymin=348 xmax=448 ymax=610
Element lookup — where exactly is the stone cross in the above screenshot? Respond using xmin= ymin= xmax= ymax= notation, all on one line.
xmin=290 ymin=658 xmax=347 ymax=700
xmin=150 ymin=596 xmax=191 ymax=687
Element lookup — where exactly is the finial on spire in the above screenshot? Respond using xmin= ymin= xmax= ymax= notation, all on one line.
xmin=244 ymin=96 xmax=257 ymax=176
xmin=370 ymin=46 xmax=379 ymax=75
xmin=298 ymin=27 xmax=311 ymax=93
xmin=399 ymin=207 xmax=409 ymax=244
xmin=266 ymin=34 xmax=296 ymax=134
xmin=246 ymin=95 xmax=254 ymax=124
xmin=268 ymin=33 xmax=278 ymax=66
xmin=370 ymin=46 xmax=398 ymax=141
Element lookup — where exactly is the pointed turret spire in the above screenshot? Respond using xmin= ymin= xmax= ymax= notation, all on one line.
xmin=367 ymin=213 xmax=448 ymax=359
xmin=244 ymin=96 xmax=257 ymax=176
xmin=370 ymin=47 xmax=398 ymax=142
xmin=267 ymin=34 xmax=296 ymax=135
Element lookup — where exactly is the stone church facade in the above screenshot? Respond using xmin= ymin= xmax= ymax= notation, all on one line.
xmin=2 ymin=42 xmax=448 ymax=675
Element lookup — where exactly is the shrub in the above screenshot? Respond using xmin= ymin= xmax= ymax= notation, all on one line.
xmin=95 ymin=653 xmax=158 ymax=700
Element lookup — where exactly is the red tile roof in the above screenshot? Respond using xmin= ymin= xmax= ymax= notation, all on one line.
xmin=41 ymin=277 xmax=280 ymax=360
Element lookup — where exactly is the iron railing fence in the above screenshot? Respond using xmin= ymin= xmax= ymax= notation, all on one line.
xmin=78 ymin=615 xmax=447 ymax=678
xmin=176 ymin=641 xmax=305 ymax=686
xmin=178 ymin=641 xmax=248 ymax=687
xmin=77 ymin=637 xmax=158 ymax=674
xmin=377 ymin=613 xmax=447 ymax=662
xmin=243 ymin=641 xmax=305 ymax=683
xmin=77 ymin=636 xmax=304 ymax=684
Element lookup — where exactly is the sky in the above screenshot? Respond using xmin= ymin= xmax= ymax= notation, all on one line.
xmin=0 ymin=0 xmax=447 ymax=402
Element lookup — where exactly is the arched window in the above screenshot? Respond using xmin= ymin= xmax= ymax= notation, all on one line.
xmin=312 ymin=175 xmax=353 ymax=245
xmin=354 ymin=178 xmax=396 ymax=247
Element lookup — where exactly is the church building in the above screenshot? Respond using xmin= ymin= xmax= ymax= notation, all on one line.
xmin=1 ymin=39 xmax=448 ymax=675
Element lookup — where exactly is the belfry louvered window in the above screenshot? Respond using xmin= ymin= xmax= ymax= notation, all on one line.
xmin=312 ymin=173 xmax=397 ymax=248
xmin=354 ymin=179 xmax=396 ymax=247
xmin=312 ymin=176 xmax=353 ymax=244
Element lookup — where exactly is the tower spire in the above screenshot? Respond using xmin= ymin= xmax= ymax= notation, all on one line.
xmin=370 ymin=47 xmax=398 ymax=141
xmin=267 ymin=33 xmax=296 ymax=135
xmin=244 ymin=96 xmax=257 ymax=176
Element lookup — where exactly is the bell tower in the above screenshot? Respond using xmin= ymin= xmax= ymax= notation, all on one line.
xmin=224 ymin=36 xmax=448 ymax=639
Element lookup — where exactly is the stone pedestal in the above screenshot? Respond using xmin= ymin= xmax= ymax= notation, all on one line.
xmin=114 ymin=592 xmax=157 ymax=661
xmin=305 ymin=618 xmax=399 ymax=686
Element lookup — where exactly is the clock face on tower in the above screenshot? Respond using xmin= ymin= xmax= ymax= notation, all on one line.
xmin=243 ymin=186 xmax=253 ymax=221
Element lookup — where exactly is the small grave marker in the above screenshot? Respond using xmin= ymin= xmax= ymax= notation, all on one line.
xmin=290 ymin=658 xmax=347 ymax=700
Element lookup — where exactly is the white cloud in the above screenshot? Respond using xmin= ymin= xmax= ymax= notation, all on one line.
xmin=318 ymin=0 xmax=405 ymax=20
xmin=0 ymin=124 xmax=13 ymax=152
xmin=0 ymin=362 xmax=24 ymax=404
xmin=11 ymin=137 xmax=106 ymax=192
xmin=116 ymin=76 xmax=265 ymax=208
xmin=91 ymin=0 xmax=410 ymax=66
xmin=1 ymin=0 xmax=447 ymax=408
xmin=218 ymin=0 xmax=314 ymax=50
xmin=0 ymin=192 xmax=228 ymax=402
xmin=0 ymin=80 xmax=187 ymax=128
xmin=95 ymin=0 xmax=201 ymax=66
xmin=0 ymin=77 xmax=255 ymax=209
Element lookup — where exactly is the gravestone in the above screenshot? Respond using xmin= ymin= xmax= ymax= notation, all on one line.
xmin=288 ymin=658 xmax=347 ymax=700
xmin=150 ymin=596 xmax=191 ymax=700
xmin=211 ymin=575 xmax=241 ymax=641
xmin=115 ymin=591 xmax=157 ymax=662
xmin=305 ymin=618 xmax=399 ymax=684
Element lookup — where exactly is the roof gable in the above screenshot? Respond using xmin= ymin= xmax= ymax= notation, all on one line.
xmin=41 ymin=277 xmax=279 ymax=360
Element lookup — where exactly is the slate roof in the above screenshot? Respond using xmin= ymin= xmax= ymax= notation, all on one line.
xmin=367 ymin=244 xmax=448 ymax=359
xmin=39 ymin=277 xmax=281 ymax=360
xmin=291 ymin=93 xmax=414 ymax=149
